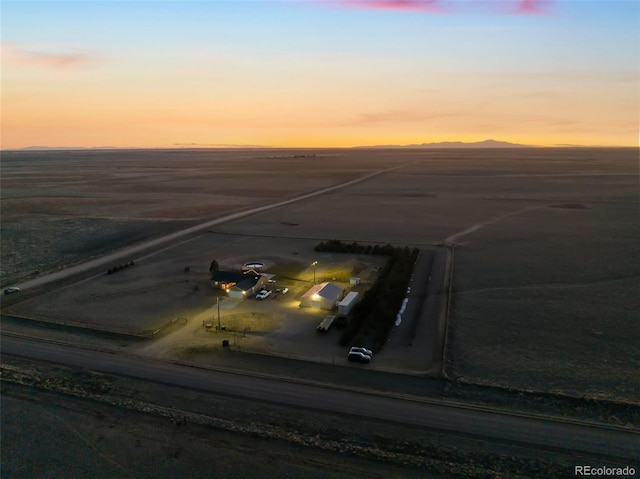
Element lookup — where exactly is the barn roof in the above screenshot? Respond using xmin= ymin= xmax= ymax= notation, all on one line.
xmin=301 ymin=282 xmax=343 ymax=300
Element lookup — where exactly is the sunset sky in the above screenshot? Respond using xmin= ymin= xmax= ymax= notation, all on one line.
xmin=2 ymin=0 xmax=638 ymax=148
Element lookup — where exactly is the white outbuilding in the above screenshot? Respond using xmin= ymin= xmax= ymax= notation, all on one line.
xmin=337 ymin=291 xmax=359 ymax=315
xmin=300 ymin=282 xmax=344 ymax=310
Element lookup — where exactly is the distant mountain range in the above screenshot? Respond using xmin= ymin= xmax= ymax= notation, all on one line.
xmin=353 ymin=139 xmax=532 ymax=149
xmin=10 ymin=140 xmax=628 ymax=151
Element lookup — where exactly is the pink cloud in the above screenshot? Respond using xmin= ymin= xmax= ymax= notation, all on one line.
xmin=320 ymin=0 xmax=550 ymax=15
xmin=342 ymin=0 xmax=444 ymax=12
xmin=2 ymin=43 xmax=97 ymax=69
xmin=517 ymin=0 xmax=545 ymax=13
xmin=489 ymin=0 xmax=551 ymax=15
xmin=321 ymin=0 xmax=444 ymax=13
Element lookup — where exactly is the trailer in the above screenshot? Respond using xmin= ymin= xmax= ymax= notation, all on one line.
xmin=337 ymin=292 xmax=359 ymax=315
xmin=316 ymin=315 xmax=336 ymax=333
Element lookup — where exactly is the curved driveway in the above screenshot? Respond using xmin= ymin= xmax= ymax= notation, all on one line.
xmin=2 ymin=335 xmax=638 ymax=461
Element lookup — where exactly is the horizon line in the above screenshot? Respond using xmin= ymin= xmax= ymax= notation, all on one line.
xmin=3 ymin=143 xmax=637 ymax=151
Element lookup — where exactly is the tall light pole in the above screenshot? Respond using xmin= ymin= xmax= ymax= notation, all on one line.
xmin=217 ymin=296 xmax=221 ymax=330
xmin=312 ymin=261 xmax=318 ymax=284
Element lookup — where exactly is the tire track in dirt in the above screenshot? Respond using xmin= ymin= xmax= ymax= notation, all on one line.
xmin=444 ymin=205 xmax=547 ymax=244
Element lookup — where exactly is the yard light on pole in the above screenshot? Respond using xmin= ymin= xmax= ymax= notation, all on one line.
xmin=312 ymin=261 xmax=318 ymax=284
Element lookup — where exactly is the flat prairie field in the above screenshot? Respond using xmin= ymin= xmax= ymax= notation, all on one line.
xmin=1 ymin=147 xmax=638 ymax=400
xmin=0 ymin=148 xmax=405 ymax=282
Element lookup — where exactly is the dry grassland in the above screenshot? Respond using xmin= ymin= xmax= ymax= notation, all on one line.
xmin=1 ymin=148 xmax=401 ymax=282
xmin=1 ymin=147 xmax=638 ymax=401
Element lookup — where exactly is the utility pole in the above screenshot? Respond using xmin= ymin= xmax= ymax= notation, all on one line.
xmin=217 ymin=296 xmax=221 ymax=330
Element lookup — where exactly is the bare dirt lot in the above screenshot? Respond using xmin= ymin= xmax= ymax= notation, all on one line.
xmin=2 ymin=147 xmax=638 ymax=402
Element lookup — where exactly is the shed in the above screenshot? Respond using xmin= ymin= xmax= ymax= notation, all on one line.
xmin=338 ymin=291 xmax=359 ymax=315
xmin=300 ymin=282 xmax=343 ymax=310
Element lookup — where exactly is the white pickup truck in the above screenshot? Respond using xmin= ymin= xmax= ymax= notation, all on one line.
xmin=256 ymin=290 xmax=272 ymax=300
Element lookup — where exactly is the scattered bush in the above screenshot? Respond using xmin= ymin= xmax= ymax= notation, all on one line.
xmin=106 ymin=260 xmax=136 ymax=275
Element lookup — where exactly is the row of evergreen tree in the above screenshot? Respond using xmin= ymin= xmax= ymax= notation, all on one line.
xmin=318 ymin=244 xmax=419 ymax=351
xmin=314 ymin=240 xmax=396 ymax=256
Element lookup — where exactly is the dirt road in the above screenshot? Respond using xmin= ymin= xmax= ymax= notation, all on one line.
xmin=445 ymin=205 xmax=545 ymax=244
xmin=384 ymin=248 xmax=449 ymax=375
xmin=3 ymin=335 xmax=638 ymax=461
xmin=11 ymin=161 xmax=416 ymax=294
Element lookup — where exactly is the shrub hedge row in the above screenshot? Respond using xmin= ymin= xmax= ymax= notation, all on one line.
xmin=107 ymin=260 xmax=135 ymax=274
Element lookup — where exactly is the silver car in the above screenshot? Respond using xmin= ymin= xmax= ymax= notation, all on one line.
xmin=349 ymin=346 xmax=373 ymax=357
xmin=347 ymin=351 xmax=371 ymax=364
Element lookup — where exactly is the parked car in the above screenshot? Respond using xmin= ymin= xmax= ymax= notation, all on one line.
xmin=256 ymin=290 xmax=272 ymax=300
xmin=4 ymin=286 xmax=20 ymax=295
xmin=350 ymin=346 xmax=373 ymax=357
xmin=347 ymin=351 xmax=371 ymax=364
xmin=281 ymin=287 xmax=288 ymax=294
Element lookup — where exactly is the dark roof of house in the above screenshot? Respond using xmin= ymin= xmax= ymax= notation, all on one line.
xmin=211 ymin=271 xmax=253 ymax=283
xmin=231 ymin=276 xmax=261 ymax=291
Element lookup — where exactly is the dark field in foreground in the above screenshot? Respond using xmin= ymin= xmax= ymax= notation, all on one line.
xmin=1 ymin=147 xmax=638 ymax=401
xmin=2 ymin=358 xmax=606 ymax=479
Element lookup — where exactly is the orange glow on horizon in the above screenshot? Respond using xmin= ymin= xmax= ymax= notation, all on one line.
xmin=3 ymin=1 xmax=638 ymax=151
xmin=2 ymin=136 xmax=637 ymax=150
